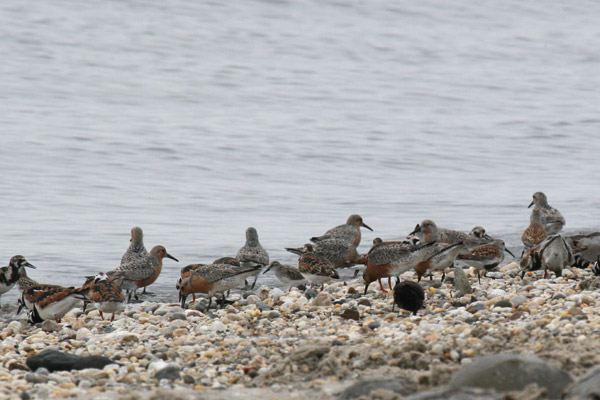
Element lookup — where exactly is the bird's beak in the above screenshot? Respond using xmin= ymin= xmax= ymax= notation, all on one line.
xmin=409 ymin=224 xmax=421 ymax=235
xmin=166 ymin=253 xmax=179 ymax=262
xmin=362 ymin=222 xmax=373 ymax=231
xmin=263 ymin=264 xmax=273 ymax=274
xmin=483 ymin=234 xmax=493 ymax=241
xmin=25 ymin=262 xmax=36 ymax=269
xmin=179 ymin=293 xmax=187 ymax=309
xmin=528 ymin=201 xmax=534 ymax=208
xmin=505 ymin=248 xmax=516 ymax=258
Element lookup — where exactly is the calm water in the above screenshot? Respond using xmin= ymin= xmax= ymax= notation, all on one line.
xmin=2 ymin=1 xmax=600 ymax=302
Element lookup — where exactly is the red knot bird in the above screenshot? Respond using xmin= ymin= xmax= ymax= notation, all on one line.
xmin=263 ymin=261 xmax=307 ymax=292
xmin=411 ymin=220 xmax=491 ymax=250
xmin=83 ymin=272 xmax=125 ymax=322
xmin=111 ymin=245 xmax=178 ymax=302
xmin=457 ymin=239 xmax=515 ymax=283
xmin=1 ymin=255 xmax=36 ymax=300
xmin=393 ymin=280 xmax=425 ymax=315
xmin=19 ymin=284 xmax=87 ymax=324
xmin=310 ymin=214 xmax=373 ymax=247
xmin=528 ymin=192 xmax=565 ymax=234
xmin=178 ymin=262 xmax=262 ymax=309
xmin=176 ymin=258 xmax=238 ymax=303
xmin=520 ymin=235 xmax=574 ymax=279
xmin=286 ymin=238 xmax=362 ymax=269
xmin=363 ymin=240 xmax=439 ymax=295
xmin=414 ymin=241 xmax=467 ymax=282
xmin=121 ymin=227 xmax=149 ymax=294
xmin=297 ymin=244 xmax=339 ymax=291
xmin=236 ymin=227 xmax=269 ymax=289
xmin=522 ymin=208 xmax=548 ymax=251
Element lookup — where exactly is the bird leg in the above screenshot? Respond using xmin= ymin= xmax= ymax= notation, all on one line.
xmin=250 ymin=274 xmax=258 ymax=290
xmin=388 ymin=277 xmax=393 ymax=291
xmin=364 ymin=282 xmax=371 ymax=296
xmin=378 ymin=278 xmax=388 ymax=293
xmin=477 ymin=269 xmax=481 ymax=284
xmin=111 ymin=313 xmax=115 ymax=322
xmin=99 ymin=311 xmax=104 ymax=320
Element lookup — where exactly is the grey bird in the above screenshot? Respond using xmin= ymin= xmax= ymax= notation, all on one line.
xmin=235 ymin=227 xmax=269 ymax=289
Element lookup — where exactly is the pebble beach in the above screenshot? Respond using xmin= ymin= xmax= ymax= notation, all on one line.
xmin=2 ymin=262 xmax=600 ymax=399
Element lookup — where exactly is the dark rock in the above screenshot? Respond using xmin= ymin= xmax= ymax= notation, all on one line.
xmin=296 ymin=284 xmax=307 ymax=291
xmin=357 ymin=298 xmax=371 ymax=307
xmin=448 ymin=354 xmax=572 ymax=395
xmin=406 ymin=386 xmax=502 ymax=400
xmin=102 ymin=326 xmax=115 ymax=334
xmin=20 ymin=392 xmax=31 ymax=400
xmin=467 ymin=302 xmax=486 ymax=313
xmin=347 ymin=287 xmax=357 ymax=295
xmin=305 ymin=289 xmax=319 ymax=299
xmin=339 ymin=377 xmax=415 ymax=399
xmin=454 ymin=267 xmax=472 ymax=295
xmin=8 ymin=363 xmax=29 ymax=371
xmin=509 ymin=312 xmax=524 ymax=321
xmin=465 ymin=317 xmax=478 ymax=324
xmin=255 ymin=301 xmax=271 ymax=311
xmin=183 ymin=374 xmax=195 ymax=384
xmin=493 ymin=300 xmax=512 ymax=308
xmin=567 ymin=365 xmax=600 ymax=399
xmin=331 ymin=340 xmax=344 ymax=346
xmin=26 ymin=350 xmax=116 ymax=372
xmin=155 ymin=366 xmax=180 ymax=381
xmin=267 ymin=310 xmax=281 ymax=319
xmin=368 ymin=321 xmax=381 ymax=330
xmin=551 ymin=292 xmax=567 ymax=300
xmin=340 ymin=307 xmax=360 ymax=321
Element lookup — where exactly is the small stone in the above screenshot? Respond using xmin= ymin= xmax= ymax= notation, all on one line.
xmin=357 ymin=298 xmax=371 ymax=307
xmin=509 ymin=296 xmax=528 ymax=307
xmin=454 ymin=267 xmax=472 ymax=295
xmin=41 ymin=320 xmax=61 ymax=333
xmin=267 ymin=311 xmax=281 ymax=319
xmin=102 ymin=326 xmax=115 ymax=334
xmin=552 ymin=292 xmax=567 ymax=300
xmin=155 ymin=366 xmax=180 ymax=381
xmin=305 ymin=289 xmax=319 ymax=299
xmin=76 ymin=328 xmax=93 ymax=340
xmin=20 ymin=392 xmax=31 ymax=400
xmin=467 ymin=302 xmax=486 ymax=313
xmin=167 ymin=312 xmax=187 ymax=321
xmin=246 ymin=295 xmax=261 ymax=304
xmin=568 ymin=307 xmax=584 ymax=317
xmin=7 ymin=321 xmax=22 ymax=334
xmin=493 ymin=300 xmax=512 ymax=309
xmin=347 ymin=287 xmax=357 ymax=295
xmin=183 ymin=374 xmax=195 ymax=384
xmin=311 ymin=292 xmax=331 ymax=307
xmin=368 ymin=321 xmax=381 ymax=330
xmin=341 ymin=307 xmax=360 ymax=321
xmin=255 ymin=301 xmax=271 ymax=311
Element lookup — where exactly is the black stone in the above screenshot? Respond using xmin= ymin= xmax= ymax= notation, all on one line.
xmin=340 ymin=307 xmax=360 ymax=321
xmin=305 ymin=289 xmax=319 ymax=299
xmin=26 ymin=350 xmax=116 ymax=372
xmin=155 ymin=365 xmax=181 ymax=381
xmin=393 ymin=281 xmax=425 ymax=315
xmin=368 ymin=321 xmax=381 ymax=330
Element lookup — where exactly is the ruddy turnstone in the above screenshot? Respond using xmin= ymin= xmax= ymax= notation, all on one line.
xmin=0 ymin=255 xmax=36 ymax=300
xmin=84 ymin=272 xmax=125 ymax=321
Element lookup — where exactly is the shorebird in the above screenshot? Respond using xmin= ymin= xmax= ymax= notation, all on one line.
xmin=178 ymin=262 xmax=262 ymax=309
xmin=528 ymin=192 xmax=565 ymax=234
xmin=593 ymin=256 xmax=600 ymax=277
xmin=19 ymin=284 xmax=87 ymax=324
xmin=522 ymin=208 xmax=548 ymax=250
xmin=411 ymin=220 xmax=490 ymax=250
xmin=565 ymin=232 xmax=600 ymax=268
xmin=263 ymin=261 xmax=307 ymax=292
xmin=392 ymin=281 xmax=425 ymax=315
xmin=363 ymin=240 xmax=439 ymax=294
xmin=457 ymin=239 xmax=515 ymax=283
xmin=236 ymin=227 xmax=269 ymax=289
xmin=17 ymin=266 xmax=39 ymax=292
xmin=297 ymin=244 xmax=339 ymax=290
xmin=286 ymin=238 xmax=361 ymax=269
xmin=521 ymin=235 xmax=574 ymax=279
xmin=414 ymin=241 xmax=467 ymax=282
xmin=310 ymin=214 xmax=373 ymax=247
xmin=111 ymin=245 xmax=178 ymax=302
xmin=83 ymin=272 xmax=125 ymax=322
xmin=0 ymin=255 xmax=36 ymax=300
xmin=121 ymin=227 xmax=149 ymax=293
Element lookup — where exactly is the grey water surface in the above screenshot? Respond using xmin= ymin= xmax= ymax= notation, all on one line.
xmin=1 ymin=0 xmax=600 ymax=303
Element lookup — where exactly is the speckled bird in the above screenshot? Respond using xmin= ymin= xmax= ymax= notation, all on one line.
xmin=528 ymin=192 xmax=565 ymax=235
xmin=457 ymin=239 xmax=515 ymax=283
xmin=84 ymin=272 xmax=125 ymax=322
xmin=263 ymin=261 xmax=307 ymax=292
xmin=236 ymin=227 xmax=269 ymax=289
xmin=286 ymin=238 xmax=361 ymax=269
xmin=522 ymin=208 xmax=548 ymax=250
xmin=19 ymin=284 xmax=87 ymax=324
xmin=120 ymin=227 xmax=150 ymax=294
xmin=111 ymin=245 xmax=178 ymax=302
xmin=297 ymin=244 xmax=339 ymax=290
xmin=309 ymin=214 xmax=373 ymax=247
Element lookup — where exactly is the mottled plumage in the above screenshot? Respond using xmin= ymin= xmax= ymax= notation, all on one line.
xmin=111 ymin=245 xmax=178 ymax=302
xmin=528 ymin=192 xmax=565 ymax=235
xmin=298 ymin=244 xmax=339 ymax=290
xmin=458 ymin=239 xmax=515 ymax=283
xmin=393 ymin=281 xmax=425 ymax=315
xmin=20 ymin=284 xmax=86 ymax=324
xmin=566 ymin=232 xmax=600 ymax=268
xmin=121 ymin=226 xmax=148 ymax=266
xmin=236 ymin=227 xmax=269 ymax=289
xmin=411 ymin=220 xmax=490 ymax=250
xmin=263 ymin=261 xmax=307 ymax=292
xmin=0 ymin=255 xmax=36 ymax=298
xmin=415 ymin=241 xmax=466 ymax=282
xmin=85 ymin=273 xmax=125 ymax=321
xmin=178 ymin=263 xmax=262 ymax=309
xmin=17 ymin=267 xmax=39 ymax=291
xmin=310 ymin=214 xmax=372 ymax=247
xmin=286 ymin=238 xmax=361 ymax=268
xmin=522 ymin=208 xmax=548 ymax=249
xmin=363 ymin=241 xmax=439 ymax=294
xmin=521 ymin=235 xmax=574 ymax=279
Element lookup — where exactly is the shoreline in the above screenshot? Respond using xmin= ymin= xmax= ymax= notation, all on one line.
xmin=2 ymin=262 xmax=600 ymax=399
